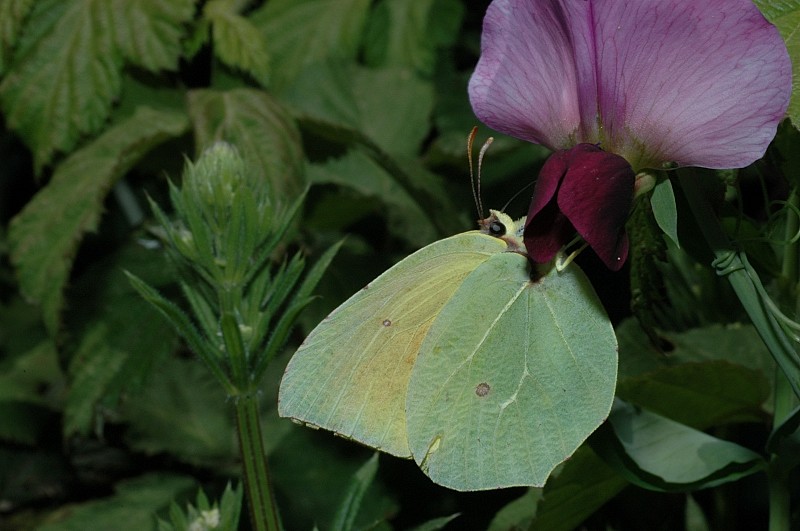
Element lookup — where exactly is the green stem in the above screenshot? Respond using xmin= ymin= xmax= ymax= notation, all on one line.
xmin=219 ymin=289 xmax=280 ymax=531
xmin=677 ymin=170 xmax=800 ymax=396
xmin=769 ymin=188 xmax=800 ymax=531
xmin=678 ymin=170 xmax=798 ymax=531
xmin=235 ymin=394 xmax=281 ymax=531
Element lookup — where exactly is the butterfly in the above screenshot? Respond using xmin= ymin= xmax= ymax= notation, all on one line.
xmin=278 ymin=206 xmax=617 ymax=490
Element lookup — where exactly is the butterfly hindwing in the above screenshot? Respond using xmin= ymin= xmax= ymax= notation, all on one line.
xmin=406 ymin=252 xmax=617 ymax=490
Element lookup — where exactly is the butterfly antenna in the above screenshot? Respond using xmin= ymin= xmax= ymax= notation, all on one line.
xmin=477 ymin=135 xmax=494 ymax=217
xmin=468 ymin=126 xmax=484 ymax=218
xmin=501 ymin=180 xmax=536 ymax=213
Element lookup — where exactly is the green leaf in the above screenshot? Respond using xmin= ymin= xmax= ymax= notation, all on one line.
xmin=754 ymin=0 xmax=800 ymax=127
xmin=593 ymin=400 xmax=765 ymax=492
xmin=0 ymin=339 xmax=61 ymax=407
xmin=203 ymin=0 xmax=269 ymax=83
xmin=269 ymin=429 xmax=398 ymax=531
xmin=0 ymin=0 xmax=34 ymax=74
xmin=285 ymin=61 xmax=435 ymax=158
xmin=307 ymin=150 xmax=439 ymax=247
xmin=617 ymin=361 xmax=770 ymax=429
xmin=766 ymin=404 xmax=800 ymax=465
xmin=651 ymin=177 xmax=679 ymax=248
xmin=0 ymin=402 xmax=52 ymax=445
xmin=330 ymin=454 xmax=379 ymax=531
xmin=489 ymin=447 xmax=627 ymax=531
xmin=363 ymin=0 xmax=464 ymax=75
xmin=407 ymin=514 xmax=461 ymax=531
xmin=37 ymin=474 xmax=196 ymax=531
xmin=0 ymin=0 xmax=192 ymax=168
xmin=8 ymin=106 xmax=188 ymax=335
xmin=187 ymin=88 xmax=306 ymax=202
xmin=530 ymin=447 xmax=627 ymax=531
xmin=63 ymin=243 xmax=180 ymax=438
xmin=121 ymin=356 xmax=239 ymax=467
xmin=112 ymin=0 xmax=195 ymax=71
xmin=251 ymin=0 xmax=371 ymax=91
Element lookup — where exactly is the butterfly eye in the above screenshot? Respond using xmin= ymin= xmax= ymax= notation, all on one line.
xmin=489 ymin=220 xmax=506 ymax=236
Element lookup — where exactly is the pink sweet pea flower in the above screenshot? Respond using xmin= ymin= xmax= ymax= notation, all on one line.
xmin=469 ymin=0 xmax=791 ymax=271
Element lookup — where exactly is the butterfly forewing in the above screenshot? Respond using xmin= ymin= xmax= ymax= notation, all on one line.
xmin=278 ymin=231 xmax=508 ymax=457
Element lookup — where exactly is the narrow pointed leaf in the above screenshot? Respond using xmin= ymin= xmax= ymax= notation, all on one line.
xmin=651 ymin=178 xmax=680 ymax=248
xmin=330 ymin=454 xmax=379 ymax=531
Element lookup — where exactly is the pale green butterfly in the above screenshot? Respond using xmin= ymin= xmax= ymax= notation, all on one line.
xmin=279 ymin=137 xmax=618 ymax=491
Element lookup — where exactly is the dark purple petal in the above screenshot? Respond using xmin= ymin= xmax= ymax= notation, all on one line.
xmin=557 ymin=145 xmax=634 ymax=271
xmin=524 ymin=150 xmax=575 ymax=263
xmin=469 ymin=0 xmax=791 ymax=170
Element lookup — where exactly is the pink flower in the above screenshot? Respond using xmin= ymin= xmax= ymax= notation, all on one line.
xmin=469 ymin=0 xmax=791 ymax=270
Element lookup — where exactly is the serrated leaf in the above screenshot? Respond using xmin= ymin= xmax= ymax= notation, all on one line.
xmin=754 ymin=0 xmax=800 ymax=127
xmin=187 ymin=88 xmax=306 ymax=202
xmin=363 ymin=0 xmax=464 ymax=75
xmin=64 ymin=243 xmax=180 ymax=438
xmin=307 ymin=150 xmax=438 ymax=246
xmin=204 ymin=0 xmax=269 ymax=83
xmin=251 ymin=0 xmax=371 ymax=91
xmin=37 ymin=474 xmax=196 ymax=531
xmin=593 ymin=400 xmax=765 ymax=492
xmin=122 ymin=356 xmax=238 ymax=466
xmin=112 ymin=0 xmax=195 ymax=71
xmin=8 ymin=106 xmax=188 ymax=335
xmin=285 ymin=61 xmax=434 ymax=158
xmin=0 ymin=0 xmax=191 ymax=167
xmin=0 ymin=0 xmax=35 ymax=74
xmin=0 ymin=0 xmax=120 ymax=168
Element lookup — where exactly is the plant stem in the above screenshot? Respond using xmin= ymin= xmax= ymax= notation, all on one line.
xmin=769 ymin=187 xmax=800 ymax=531
xmin=235 ymin=393 xmax=281 ymax=531
xmin=219 ymin=288 xmax=280 ymax=531
xmin=677 ymin=170 xmax=797 ymax=531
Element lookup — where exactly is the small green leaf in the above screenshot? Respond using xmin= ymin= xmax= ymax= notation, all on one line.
xmin=363 ymin=0 xmax=464 ymax=75
xmin=204 ymin=0 xmax=269 ymax=83
xmin=251 ymin=0 xmax=371 ymax=91
xmin=407 ymin=514 xmax=461 ymax=531
xmin=8 ymin=106 xmax=188 ymax=335
xmin=36 ymin=474 xmax=196 ymax=531
xmin=330 ymin=454 xmax=379 ymax=531
xmin=187 ymin=88 xmax=306 ymax=202
xmin=307 ymin=150 xmax=438 ymax=246
xmin=285 ymin=61 xmax=435 ymax=158
xmin=766 ymin=404 xmax=800 ymax=464
xmin=530 ymin=447 xmax=627 ymax=531
xmin=754 ymin=0 xmax=800 ymax=128
xmin=121 ymin=357 xmax=237 ymax=466
xmin=0 ymin=0 xmax=35 ymax=74
xmin=651 ymin=177 xmax=680 ymax=248
xmin=112 ymin=0 xmax=195 ymax=71
xmin=593 ymin=400 xmax=765 ymax=492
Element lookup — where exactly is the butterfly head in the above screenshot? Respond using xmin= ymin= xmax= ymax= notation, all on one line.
xmin=479 ymin=209 xmax=527 ymax=255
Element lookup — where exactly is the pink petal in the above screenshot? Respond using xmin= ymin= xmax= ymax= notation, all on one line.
xmin=592 ymin=0 xmax=791 ymax=169
xmin=468 ymin=0 xmax=593 ymax=150
xmin=469 ymin=0 xmax=791 ymax=170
